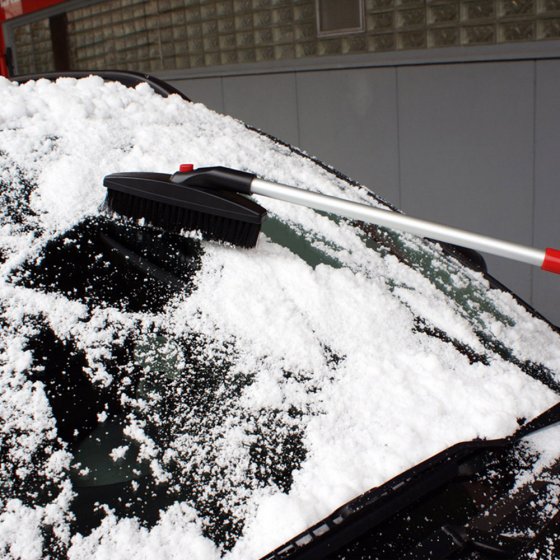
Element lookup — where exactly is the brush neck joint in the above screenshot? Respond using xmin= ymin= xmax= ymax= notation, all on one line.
xmin=171 ymin=166 xmax=255 ymax=194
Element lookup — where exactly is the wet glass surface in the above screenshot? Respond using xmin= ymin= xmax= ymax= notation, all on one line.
xmin=6 ymin=211 xmax=559 ymax=555
xmin=9 ymin=216 xmax=309 ymax=548
xmin=10 ymin=216 xmax=202 ymax=313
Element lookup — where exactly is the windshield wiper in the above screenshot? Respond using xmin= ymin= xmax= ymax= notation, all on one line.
xmin=263 ymin=403 xmax=560 ymax=560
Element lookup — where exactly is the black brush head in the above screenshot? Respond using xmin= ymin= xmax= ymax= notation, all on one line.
xmin=103 ymin=172 xmax=266 ymax=248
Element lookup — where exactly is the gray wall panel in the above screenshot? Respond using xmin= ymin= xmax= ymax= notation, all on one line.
xmin=398 ymin=62 xmax=535 ymax=301
xmin=296 ymin=68 xmax=400 ymax=205
xmin=163 ymin=55 xmax=558 ymax=325
xmin=222 ymin=74 xmax=299 ymax=146
xmin=169 ymin=77 xmax=225 ymax=113
xmin=534 ymin=60 xmax=560 ymax=327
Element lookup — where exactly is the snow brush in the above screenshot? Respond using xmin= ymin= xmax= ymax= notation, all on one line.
xmin=103 ymin=167 xmax=266 ymax=248
xmin=104 ymin=165 xmax=560 ymax=275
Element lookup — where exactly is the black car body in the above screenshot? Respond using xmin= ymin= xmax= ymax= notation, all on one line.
xmin=1 ymin=72 xmax=559 ymax=560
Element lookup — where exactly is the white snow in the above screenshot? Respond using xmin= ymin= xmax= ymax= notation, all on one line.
xmin=68 ymin=504 xmax=219 ymax=560
xmin=0 ymin=76 xmax=559 ymax=559
xmin=516 ymin=421 xmax=560 ymax=489
xmin=0 ymin=500 xmax=44 ymax=560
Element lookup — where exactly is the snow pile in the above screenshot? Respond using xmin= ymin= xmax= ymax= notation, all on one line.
xmin=0 ymin=76 xmax=559 ymax=559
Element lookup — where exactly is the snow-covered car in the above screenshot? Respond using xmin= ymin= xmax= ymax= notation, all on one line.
xmin=1 ymin=71 xmax=559 ymax=560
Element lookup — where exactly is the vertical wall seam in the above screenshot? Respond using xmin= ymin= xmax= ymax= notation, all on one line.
xmin=395 ymin=67 xmax=402 ymax=208
xmin=294 ymin=71 xmax=302 ymax=148
xmin=530 ymin=60 xmax=538 ymax=306
xmin=219 ymin=76 xmax=225 ymax=114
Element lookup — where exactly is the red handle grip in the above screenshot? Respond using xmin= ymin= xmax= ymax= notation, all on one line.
xmin=542 ymin=248 xmax=560 ymax=274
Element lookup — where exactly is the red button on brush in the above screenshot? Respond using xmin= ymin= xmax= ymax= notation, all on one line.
xmin=179 ymin=164 xmax=194 ymax=172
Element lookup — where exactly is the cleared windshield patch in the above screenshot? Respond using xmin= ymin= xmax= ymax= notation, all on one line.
xmin=9 ymin=217 xmax=202 ymax=313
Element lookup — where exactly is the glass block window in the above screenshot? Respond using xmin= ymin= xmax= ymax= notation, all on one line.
xmin=316 ymin=0 xmax=364 ymax=36
xmin=13 ymin=19 xmax=55 ymax=74
xmin=10 ymin=0 xmax=560 ymax=76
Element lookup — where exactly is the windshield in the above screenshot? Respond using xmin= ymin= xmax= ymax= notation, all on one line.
xmin=1 ymin=76 xmax=559 ymax=560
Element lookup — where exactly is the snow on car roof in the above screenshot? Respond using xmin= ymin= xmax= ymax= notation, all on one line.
xmin=0 ymin=76 xmax=559 ymax=559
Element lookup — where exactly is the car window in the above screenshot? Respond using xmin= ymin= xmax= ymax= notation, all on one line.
xmin=264 ymin=214 xmax=560 ymax=394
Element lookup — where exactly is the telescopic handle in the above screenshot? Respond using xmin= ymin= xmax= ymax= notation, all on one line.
xmin=173 ymin=166 xmax=560 ymax=274
xmin=250 ymin=178 xmax=547 ymax=269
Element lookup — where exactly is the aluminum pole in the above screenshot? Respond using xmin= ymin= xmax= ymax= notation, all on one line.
xmin=251 ymin=178 xmax=545 ymax=267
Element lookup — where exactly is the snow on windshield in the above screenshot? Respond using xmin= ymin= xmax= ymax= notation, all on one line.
xmin=0 ymin=76 xmax=559 ymax=560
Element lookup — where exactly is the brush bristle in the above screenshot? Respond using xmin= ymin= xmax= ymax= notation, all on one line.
xmin=104 ymin=189 xmax=261 ymax=248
